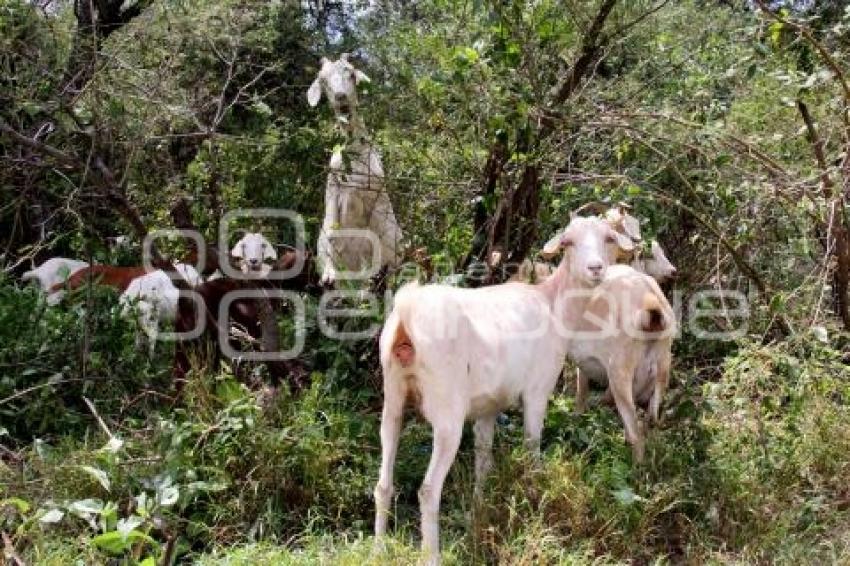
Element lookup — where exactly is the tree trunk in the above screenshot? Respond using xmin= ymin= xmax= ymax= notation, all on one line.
xmin=466 ymin=0 xmax=620 ymax=284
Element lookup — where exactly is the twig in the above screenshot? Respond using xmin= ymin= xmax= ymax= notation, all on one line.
xmin=0 ymin=376 xmax=135 ymax=407
xmin=83 ymin=397 xmax=116 ymax=441
xmin=2 ymin=531 xmax=25 ymax=566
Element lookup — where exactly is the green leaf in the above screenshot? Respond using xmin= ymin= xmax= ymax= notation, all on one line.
xmin=79 ymin=465 xmax=111 ymax=492
xmin=253 ymin=100 xmax=272 ymax=116
xmin=91 ymin=529 xmax=157 ymax=556
xmin=38 ymin=508 xmax=64 ymax=524
xmin=69 ymin=498 xmax=105 ymax=516
xmin=769 ymin=21 xmax=783 ymax=48
xmin=1 ymin=498 xmax=31 ymax=514
xmin=117 ymin=516 xmax=145 ymax=541
xmin=91 ymin=531 xmax=131 ymax=555
xmin=453 ymin=46 xmax=479 ymax=65
xmin=754 ymin=43 xmax=770 ymax=56
xmin=746 ymin=63 xmax=757 ymax=79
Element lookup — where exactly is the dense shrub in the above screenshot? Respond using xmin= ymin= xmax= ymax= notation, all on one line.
xmin=0 ymin=278 xmax=171 ymax=441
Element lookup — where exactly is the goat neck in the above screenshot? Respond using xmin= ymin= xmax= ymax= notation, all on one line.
xmin=537 ymin=257 xmax=596 ymax=327
xmin=339 ymin=112 xmax=368 ymax=142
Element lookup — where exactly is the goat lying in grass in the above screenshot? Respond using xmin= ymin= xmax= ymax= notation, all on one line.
xmin=47 ymin=263 xmax=202 ymax=305
xmin=22 ymin=257 xmax=89 ymax=297
xmin=374 ymin=216 xmax=674 ymax=563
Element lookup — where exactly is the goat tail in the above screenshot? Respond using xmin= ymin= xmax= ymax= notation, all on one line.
xmin=638 ymin=291 xmax=668 ymax=334
xmin=383 ymin=282 xmax=419 ymax=370
xmin=21 ymin=269 xmax=36 ymax=283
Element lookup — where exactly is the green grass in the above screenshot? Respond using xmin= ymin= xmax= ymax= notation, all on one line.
xmin=3 ymin=279 xmax=850 ymax=564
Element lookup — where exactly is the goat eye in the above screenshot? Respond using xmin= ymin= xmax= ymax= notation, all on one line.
xmin=605 ymin=235 xmax=616 ymax=244
xmin=561 ymin=239 xmax=574 ymax=248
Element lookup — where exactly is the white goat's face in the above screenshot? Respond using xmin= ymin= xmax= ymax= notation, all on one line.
xmin=306 ymin=55 xmax=370 ymax=119
xmin=644 ymin=240 xmax=677 ymax=283
xmin=548 ymin=217 xmax=633 ymax=286
xmin=230 ymin=233 xmax=277 ymax=273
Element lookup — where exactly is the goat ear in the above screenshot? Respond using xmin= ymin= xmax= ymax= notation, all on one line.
xmin=622 ymin=212 xmax=642 ymax=241
xmin=540 ymin=231 xmax=564 ymax=259
xmin=264 ymin=243 xmax=278 ymax=260
xmin=307 ymin=77 xmax=322 ymax=107
xmin=354 ymin=69 xmax=371 ymax=84
xmin=614 ymin=231 xmax=635 ymax=253
xmin=650 ymin=240 xmax=672 ymax=265
xmin=230 ymin=240 xmax=244 ymax=258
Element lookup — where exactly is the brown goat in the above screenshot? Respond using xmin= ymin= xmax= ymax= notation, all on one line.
xmin=172 ymin=250 xmax=318 ymax=389
xmin=51 ymin=265 xmax=148 ymax=294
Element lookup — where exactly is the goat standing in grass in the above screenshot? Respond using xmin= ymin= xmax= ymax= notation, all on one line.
xmin=541 ymin=207 xmax=677 ymax=413
xmin=307 ymin=54 xmax=403 ymax=286
xmin=374 ymin=216 xmax=674 ymax=563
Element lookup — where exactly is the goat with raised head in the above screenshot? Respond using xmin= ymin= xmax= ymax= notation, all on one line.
xmin=307 ymin=54 xmax=403 ymax=286
xmin=373 ymin=216 xmax=675 ymax=563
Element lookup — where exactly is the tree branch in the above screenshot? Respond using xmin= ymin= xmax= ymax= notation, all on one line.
xmin=550 ymin=0 xmax=618 ymax=105
xmin=0 ymin=121 xmax=79 ymax=168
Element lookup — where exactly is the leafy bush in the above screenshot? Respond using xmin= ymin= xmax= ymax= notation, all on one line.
xmin=0 ymin=278 xmax=171 ymax=442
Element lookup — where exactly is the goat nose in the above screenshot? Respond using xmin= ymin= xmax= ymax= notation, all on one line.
xmin=335 ymin=93 xmax=348 ymax=102
xmin=587 ymin=261 xmax=604 ymax=275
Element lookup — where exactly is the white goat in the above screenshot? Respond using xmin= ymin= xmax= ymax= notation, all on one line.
xmin=542 ymin=217 xmax=677 ymax=416
xmin=632 ymin=240 xmax=676 ymax=284
xmin=307 ymin=54 xmax=403 ymax=285
xmin=22 ymin=257 xmax=89 ymax=293
xmin=119 ymin=265 xmax=201 ymax=352
xmin=541 ymin=206 xmax=677 ymax=284
xmin=538 ymin=239 xmax=676 ymax=285
xmin=230 ymin=232 xmax=277 ymax=275
xmin=374 ymin=217 xmax=674 ymax=563
xmin=565 ymin=263 xmax=675 ymax=450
